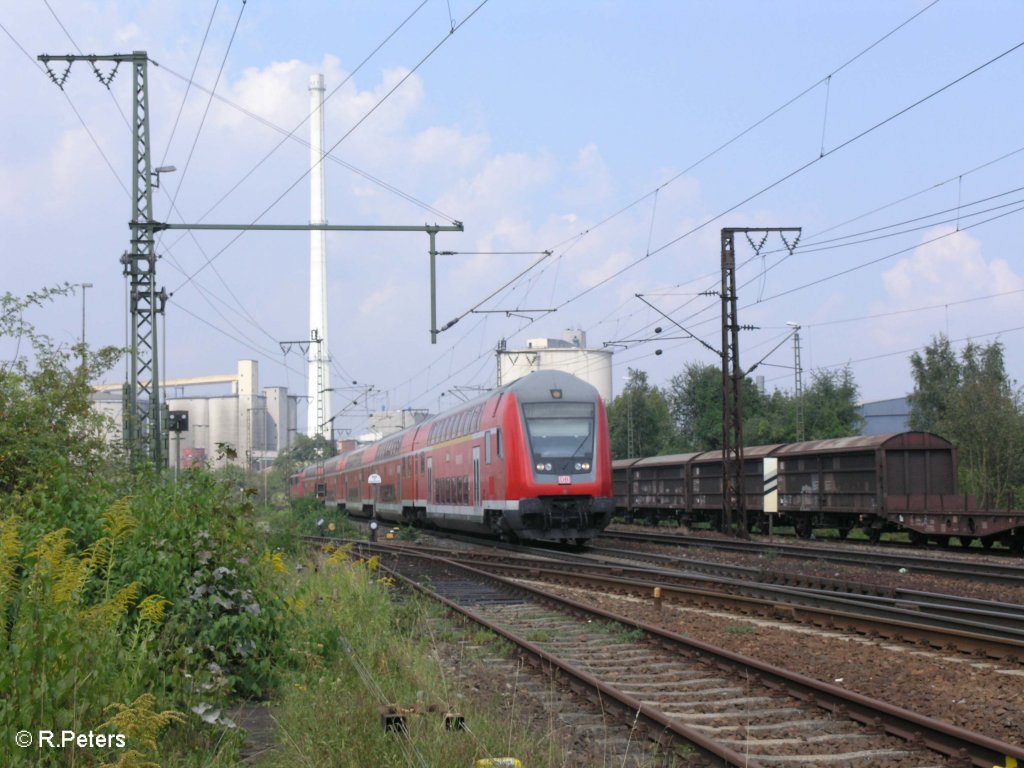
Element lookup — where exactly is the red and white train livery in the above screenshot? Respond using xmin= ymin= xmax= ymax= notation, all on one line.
xmin=290 ymin=370 xmax=615 ymax=544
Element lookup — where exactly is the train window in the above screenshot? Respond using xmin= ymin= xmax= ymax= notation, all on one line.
xmin=495 ymin=428 xmax=503 ymax=458
xmin=522 ymin=402 xmax=594 ymax=470
xmin=485 ymin=430 xmax=492 ymax=464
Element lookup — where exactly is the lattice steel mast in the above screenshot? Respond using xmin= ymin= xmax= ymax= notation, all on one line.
xmin=720 ymin=227 xmax=800 ymax=536
xmin=39 ymin=51 xmax=166 ymax=467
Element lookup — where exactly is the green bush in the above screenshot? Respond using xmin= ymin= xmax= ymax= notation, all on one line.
xmin=112 ymin=470 xmax=285 ymax=700
xmin=0 ymin=512 xmax=180 ymax=766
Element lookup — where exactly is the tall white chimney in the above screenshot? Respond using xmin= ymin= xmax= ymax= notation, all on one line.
xmin=308 ymin=73 xmax=332 ymax=440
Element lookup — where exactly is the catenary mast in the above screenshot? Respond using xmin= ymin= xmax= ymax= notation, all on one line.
xmin=308 ymin=73 xmax=332 ymax=440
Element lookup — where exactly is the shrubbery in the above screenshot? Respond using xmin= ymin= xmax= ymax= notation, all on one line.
xmin=0 ymin=288 xmax=281 ymax=764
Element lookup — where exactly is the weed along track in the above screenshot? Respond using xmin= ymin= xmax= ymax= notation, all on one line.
xmin=370 ymin=546 xmax=1024 ymax=768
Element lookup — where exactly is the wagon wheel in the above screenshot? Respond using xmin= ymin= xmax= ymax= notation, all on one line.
xmin=958 ymin=536 xmax=974 ymax=549
xmin=934 ymin=535 xmax=950 ymax=547
xmin=794 ymin=518 xmax=813 ymax=539
xmin=866 ymin=527 xmax=881 ymax=544
xmin=908 ymin=530 xmax=927 ymax=546
xmin=980 ymin=536 xmax=994 ymax=549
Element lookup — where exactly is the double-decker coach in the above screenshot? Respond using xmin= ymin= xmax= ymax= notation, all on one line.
xmin=291 ymin=370 xmax=615 ymax=544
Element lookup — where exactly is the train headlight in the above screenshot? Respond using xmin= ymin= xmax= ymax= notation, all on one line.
xmin=574 ymin=462 xmax=582 ymax=471
xmin=536 ymin=463 xmax=546 ymax=472
xmin=582 ymin=462 xmax=591 ymax=471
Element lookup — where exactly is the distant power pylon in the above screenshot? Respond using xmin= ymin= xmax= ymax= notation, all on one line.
xmin=787 ymin=321 xmax=804 ymax=441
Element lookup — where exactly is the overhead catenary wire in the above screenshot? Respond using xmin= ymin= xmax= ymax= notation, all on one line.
xmin=438 ymin=27 xmax=1024 ymax=380
xmin=119 ymin=0 xmax=461 ymax=392
xmin=158 ymin=0 xmax=221 ymax=169
xmin=0 ymin=20 xmax=130 ymax=196
xmin=170 ymin=0 xmax=490 ymax=295
xmin=174 ymin=0 xmax=966 ymax=421
xmin=154 ymin=0 xmax=455 ymax=235
xmin=151 ymin=2 xmax=288 ymax=356
xmin=569 ymin=166 xmax=1024 ymax=367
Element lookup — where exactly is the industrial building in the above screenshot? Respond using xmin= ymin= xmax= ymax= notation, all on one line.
xmin=92 ymin=360 xmax=300 ymax=470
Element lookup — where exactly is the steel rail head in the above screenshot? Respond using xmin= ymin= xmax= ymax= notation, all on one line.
xmin=369 ymin=546 xmax=1024 ymax=768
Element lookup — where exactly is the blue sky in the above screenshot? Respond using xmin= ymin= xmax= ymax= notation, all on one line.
xmin=2 ymin=0 xmax=1023 ymax=437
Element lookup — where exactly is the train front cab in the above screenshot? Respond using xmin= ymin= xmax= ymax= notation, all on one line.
xmin=500 ymin=373 xmax=615 ymax=543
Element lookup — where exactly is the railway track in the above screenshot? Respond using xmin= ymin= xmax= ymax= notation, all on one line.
xmin=357 ymin=542 xmax=1023 ymax=768
xmin=410 ymin=544 xmax=1024 ymax=659
xmin=600 ymin=530 xmax=1024 ymax=587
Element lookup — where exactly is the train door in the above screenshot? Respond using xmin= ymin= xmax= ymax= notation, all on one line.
xmin=473 ymin=446 xmax=481 ymax=512
xmin=427 ymin=457 xmax=434 ymax=508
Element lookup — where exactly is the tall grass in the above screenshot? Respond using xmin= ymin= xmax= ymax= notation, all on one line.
xmin=263 ymin=546 xmax=574 ymax=767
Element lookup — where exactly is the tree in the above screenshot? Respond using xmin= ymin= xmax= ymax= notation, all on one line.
xmin=665 ymin=362 xmax=810 ymax=451
xmin=284 ymin=433 xmax=337 ymax=462
xmin=666 ymin=363 xmax=720 ymax=452
xmin=801 ymin=366 xmax=863 ymax=439
xmin=0 ymin=287 xmax=125 ymax=531
xmin=909 ymin=336 xmax=1024 ymax=507
xmin=908 ymin=335 xmax=960 ymax=431
xmin=266 ymin=433 xmax=338 ymax=504
xmin=606 ymin=369 xmax=674 ymax=458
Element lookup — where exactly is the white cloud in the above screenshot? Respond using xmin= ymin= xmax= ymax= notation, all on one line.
xmin=114 ymin=23 xmax=141 ymax=44
xmin=578 ymin=249 xmax=634 ymax=289
xmin=882 ymin=226 xmax=1023 ymax=302
xmin=872 ymin=226 xmax=1024 ymax=348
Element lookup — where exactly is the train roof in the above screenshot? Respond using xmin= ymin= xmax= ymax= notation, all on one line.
xmin=610 ymin=432 xmax=955 ymax=472
xmin=688 ymin=444 xmax=786 ymax=463
xmin=503 ymin=369 xmax=600 ymax=402
xmin=298 ymin=370 xmax=601 ymax=472
xmin=771 ymin=431 xmax=952 ymax=456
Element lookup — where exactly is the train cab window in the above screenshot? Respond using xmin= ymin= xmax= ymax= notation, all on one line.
xmin=522 ymin=402 xmax=594 ymax=474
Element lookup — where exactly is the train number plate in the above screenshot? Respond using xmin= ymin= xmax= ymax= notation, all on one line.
xmin=558 ymin=475 xmax=572 ymax=485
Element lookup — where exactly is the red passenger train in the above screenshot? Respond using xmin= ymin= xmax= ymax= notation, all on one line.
xmin=290 ymin=370 xmax=615 ymax=544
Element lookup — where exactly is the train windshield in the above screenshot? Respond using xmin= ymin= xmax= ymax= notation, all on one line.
xmin=522 ymin=402 xmax=595 ymax=473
